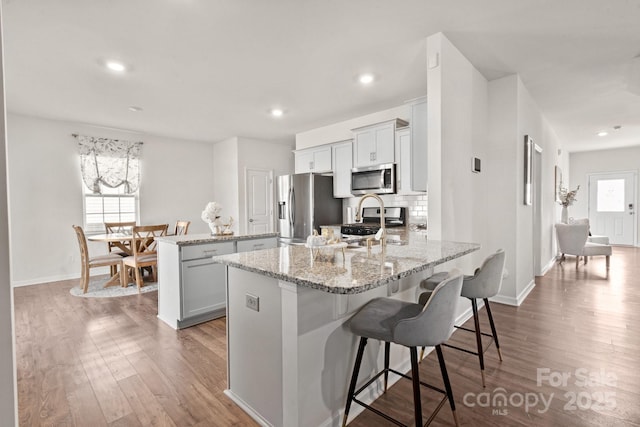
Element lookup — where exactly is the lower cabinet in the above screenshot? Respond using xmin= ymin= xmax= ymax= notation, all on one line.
xmin=158 ymin=235 xmax=278 ymax=329
xmin=181 ymin=242 xmax=235 ymax=320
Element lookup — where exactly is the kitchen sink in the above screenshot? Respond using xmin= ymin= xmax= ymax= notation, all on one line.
xmin=346 ymin=235 xmax=407 ymax=248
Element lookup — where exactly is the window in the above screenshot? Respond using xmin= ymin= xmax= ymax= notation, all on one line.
xmin=75 ymin=134 xmax=143 ymax=233
xmin=597 ymin=179 xmax=625 ymax=212
xmin=83 ymin=184 xmax=138 ymax=233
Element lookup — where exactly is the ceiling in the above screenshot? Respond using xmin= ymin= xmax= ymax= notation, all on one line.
xmin=3 ymin=0 xmax=640 ymax=153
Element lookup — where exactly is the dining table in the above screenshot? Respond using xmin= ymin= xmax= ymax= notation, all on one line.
xmin=86 ymin=232 xmax=134 ymax=286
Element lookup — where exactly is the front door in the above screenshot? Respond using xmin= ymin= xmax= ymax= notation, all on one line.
xmin=588 ymin=171 xmax=636 ymax=245
xmin=246 ymin=168 xmax=273 ymax=234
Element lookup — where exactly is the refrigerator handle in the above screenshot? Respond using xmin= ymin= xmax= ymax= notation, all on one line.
xmin=289 ymin=188 xmax=295 ymax=226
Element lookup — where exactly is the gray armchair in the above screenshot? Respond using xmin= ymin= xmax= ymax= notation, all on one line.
xmin=555 ymin=223 xmax=612 ymax=269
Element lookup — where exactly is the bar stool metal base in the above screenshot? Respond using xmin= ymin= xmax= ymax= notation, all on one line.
xmin=342 ymin=338 xmax=459 ymax=427
xmin=420 ymin=297 xmax=503 ymax=388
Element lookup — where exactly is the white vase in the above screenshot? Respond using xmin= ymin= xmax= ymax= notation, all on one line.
xmin=209 ymin=222 xmax=221 ymax=235
xmin=561 ymin=206 xmax=568 ymax=224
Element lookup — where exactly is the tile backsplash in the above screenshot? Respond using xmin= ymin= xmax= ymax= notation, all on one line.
xmin=343 ymin=193 xmax=427 ymax=227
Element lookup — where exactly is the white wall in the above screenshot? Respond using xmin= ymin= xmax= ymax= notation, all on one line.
xmin=569 ymin=146 xmax=640 ymax=244
xmin=237 ymin=138 xmax=293 ymax=233
xmin=429 ymin=33 xmax=564 ymax=306
xmin=426 ymin=32 xmax=488 ymax=275
xmin=7 ymin=114 xmax=215 ymax=286
xmin=295 ymin=105 xmax=410 ymax=149
xmin=213 ymin=137 xmax=240 ymax=232
xmin=0 ymin=7 xmax=18 ymax=421
xmin=213 ymin=137 xmax=294 ymax=235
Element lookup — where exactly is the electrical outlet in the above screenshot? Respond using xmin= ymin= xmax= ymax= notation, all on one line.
xmin=245 ymin=293 xmax=259 ymax=312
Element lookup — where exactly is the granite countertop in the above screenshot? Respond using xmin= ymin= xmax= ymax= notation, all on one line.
xmin=212 ymin=231 xmax=480 ymax=294
xmin=156 ymin=232 xmax=279 ymax=246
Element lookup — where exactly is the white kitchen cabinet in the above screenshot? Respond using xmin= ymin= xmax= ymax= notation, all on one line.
xmin=410 ymin=99 xmax=428 ymax=192
xmin=294 ymin=145 xmax=332 ymax=174
xmin=352 ymin=118 xmax=408 ymax=168
xmin=331 ymin=140 xmax=353 ymax=198
xmin=157 ymin=234 xmax=278 ymax=329
xmin=181 ymin=241 xmax=235 ymax=321
xmin=237 ymin=236 xmax=278 ymax=253
xmin=395 ymin=127 xmax=426 ymax=194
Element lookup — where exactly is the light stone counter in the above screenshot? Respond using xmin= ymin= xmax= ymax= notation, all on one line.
xmin=157 ymin=231 xmax=278 ymax=246
xmin=212 ymin=232 xmax=480 ymax=294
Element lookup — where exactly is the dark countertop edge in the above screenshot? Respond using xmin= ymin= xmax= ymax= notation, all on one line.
xmin=214 ymin=244 xmax=480 ymax=295
xmin=157 ymin=232 xmax=279 ymax=246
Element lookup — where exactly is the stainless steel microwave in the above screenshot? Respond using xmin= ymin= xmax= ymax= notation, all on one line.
xmin=351 ymin=163 xmax=396 ymax=195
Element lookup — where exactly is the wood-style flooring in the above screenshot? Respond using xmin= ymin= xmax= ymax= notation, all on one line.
xmin=14 ymin=247 xmax=640 ymax=426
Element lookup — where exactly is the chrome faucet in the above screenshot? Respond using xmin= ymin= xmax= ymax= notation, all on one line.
xmin=355 ymin=193 xmax=386 ymax=247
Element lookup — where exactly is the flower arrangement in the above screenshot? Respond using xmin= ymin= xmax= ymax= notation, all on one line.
xmin=201 ymin=202 xmax=234 ymax=234
xmin=201 ymin=202 xmax=222 ymax=224
xmin=558 ymin=185 xmax=580 ymax=208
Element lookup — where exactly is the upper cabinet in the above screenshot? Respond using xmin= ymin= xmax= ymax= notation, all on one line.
xmin=395 ymin=128 xmax=414 ymax=195
xmin=294 ymin=145 xmax=332 ymax=174
xmin=331 ymin=140 xmax=353 ymax=198
xmin=409 ymin=99 xmax=428 ymax=192
xmin=352 ymin=118 xmax=408 ymax=168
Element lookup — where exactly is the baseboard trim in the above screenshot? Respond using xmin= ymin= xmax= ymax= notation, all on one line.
xmin=12 ymin=273 xmax=80 ymax=288
xmin=540 ymin=256 xmax=557 ymax=276
xmin=492 ymin=279 xmax=536 ymax=306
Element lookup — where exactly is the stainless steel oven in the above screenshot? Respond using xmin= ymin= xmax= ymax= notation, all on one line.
xmin=351 ymin=163 xmax=396 ymax=195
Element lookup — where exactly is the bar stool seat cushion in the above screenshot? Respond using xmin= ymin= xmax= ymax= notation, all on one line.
xmin=349 ymin=297 xmax=423 ymax=343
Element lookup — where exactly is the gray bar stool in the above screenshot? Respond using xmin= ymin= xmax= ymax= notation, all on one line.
xmin=342 ymin=270 xmax=463 ymax=427
xmin=419 ymin=249 xmax=505 ymax=387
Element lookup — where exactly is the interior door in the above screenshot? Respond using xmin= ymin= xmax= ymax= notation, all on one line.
xmin=588 ymin=172 xmax=636 ymax=245
xmin=246 ymin=168 xmax=273 ymax=234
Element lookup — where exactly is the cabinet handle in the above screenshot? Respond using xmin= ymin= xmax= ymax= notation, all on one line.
xmin=309 ymin=161 xmax=314 ymax=170
xmin=253 ymin=243 xmax=265 ymax=248
xmin=203 ymin=249 xmax=218 ymax=255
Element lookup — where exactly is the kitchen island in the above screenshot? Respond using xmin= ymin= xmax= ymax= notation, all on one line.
xmin=156 ymin=232 xmax=278 ymax=329
xmin=213 ymin=233 xmax=479 ymax=427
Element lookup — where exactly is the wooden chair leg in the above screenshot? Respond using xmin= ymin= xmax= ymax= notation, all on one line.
xmin=575 ymin=256 xmax=580 ymax=268
xmin=135 ymin=267 xmax=144 ymax=292
xmin=121 ymin=265 xmax=128 ymax=287
xmin=81 ymin=266 xmax=89 ymax=294
xmin=606 ymin=255 xmax=610 ymax=269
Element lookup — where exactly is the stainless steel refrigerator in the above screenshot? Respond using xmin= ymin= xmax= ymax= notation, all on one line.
xmin=276 ymin=173 xmax=342 ymax=245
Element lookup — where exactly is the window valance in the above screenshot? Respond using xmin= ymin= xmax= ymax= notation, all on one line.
xmin=76 ymin=134 xmax=143 ymax=194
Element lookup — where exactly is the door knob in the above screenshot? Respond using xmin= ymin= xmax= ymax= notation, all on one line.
xmin=249 ymin=219 xmax=254 ymax=222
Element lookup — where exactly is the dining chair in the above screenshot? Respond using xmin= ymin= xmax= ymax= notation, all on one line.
xmin=121 ymin=224 xmax=168 ymax=292
xmin=174 ymin=220 xmax=191 ymax=236
xmin=104 ymin=221 xmax=136 ymax=275
xmin=72 ymin=225 xmax=124 ymax=294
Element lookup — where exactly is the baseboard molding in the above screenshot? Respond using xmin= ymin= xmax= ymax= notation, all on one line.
xmin=540 ymin=256 xmax=557 ymax=276
xmin=12 ymin=273 xmax=80 ymax=288
xmin=492 ymin=279 xmax=536 ymax=306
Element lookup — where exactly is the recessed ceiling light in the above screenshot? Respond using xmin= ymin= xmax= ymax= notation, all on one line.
xmin=270 ymin=108 xmax=284 ymax=117
xmin=128 ymin=106 xmax=143 ymax=112
xmin=597 ymin=131 xmax=608 ymax=137
xmin=106 ymin=61 xmax=126 ymax=72
xmin=359 ymin=73 xmax=375 ymax=85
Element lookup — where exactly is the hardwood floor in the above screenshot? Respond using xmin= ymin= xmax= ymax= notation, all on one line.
xmin=14 ymin=247 xmax=640 ymax=426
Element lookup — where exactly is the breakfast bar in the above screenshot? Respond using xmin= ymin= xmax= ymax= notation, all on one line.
xmin=213 ymin=233 xmax=479 ymax=427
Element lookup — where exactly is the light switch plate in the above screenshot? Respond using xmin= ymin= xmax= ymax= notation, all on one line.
xmin=246 ymin=293 xmax=259 ymax=312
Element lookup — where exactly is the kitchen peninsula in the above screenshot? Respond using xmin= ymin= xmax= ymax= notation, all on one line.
xmin=156 ymin=232 xmax=278 ymax=329
xmin=213 ymin=233 xmax=479 ymax=427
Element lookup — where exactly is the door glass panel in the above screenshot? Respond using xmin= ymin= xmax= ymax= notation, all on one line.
xmin=597 ymin=179 xmax=624 ymax=212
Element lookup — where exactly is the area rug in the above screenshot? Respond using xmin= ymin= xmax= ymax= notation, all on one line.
xmin=69 ymin=276 xmax=158 ymax=298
